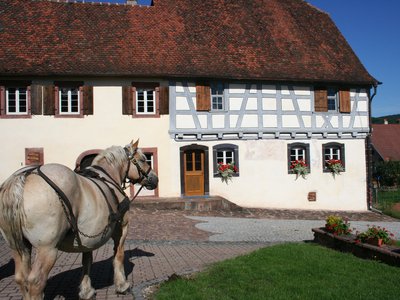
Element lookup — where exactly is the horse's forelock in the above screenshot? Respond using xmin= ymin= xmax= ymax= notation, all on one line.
xmin=92 ymin=146 xmax=126 ymax=169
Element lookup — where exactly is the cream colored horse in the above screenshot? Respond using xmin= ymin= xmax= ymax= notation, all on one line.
xmin=0 ymin=140 xmax=158 ymax=299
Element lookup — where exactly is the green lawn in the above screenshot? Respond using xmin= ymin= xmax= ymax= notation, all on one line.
xmin=153 ymin=243 xmax=400 ymax=300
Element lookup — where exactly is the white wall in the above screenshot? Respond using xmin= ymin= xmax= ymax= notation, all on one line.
xmin=0 ymin=86 xmax=171 ymax=187
xmin=170 ymin=139 xmax=368 ymax=211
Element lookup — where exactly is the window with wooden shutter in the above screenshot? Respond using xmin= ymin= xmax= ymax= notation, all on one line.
xmin=0 ymin=82 xmax=32 ymax=119
xmin=339 ymin=89 xmax=351 ymax=113
xmin=314 ymin=88 xmax=328 ymax=112
xmin=196 ymin=83 xmax=211 ymax=111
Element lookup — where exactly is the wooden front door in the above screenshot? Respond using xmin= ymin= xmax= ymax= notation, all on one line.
xmin=184 ymin=149 xmax=205 ymax=196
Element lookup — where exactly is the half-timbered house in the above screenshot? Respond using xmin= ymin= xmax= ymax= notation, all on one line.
xmin=0 ymin=0 xmax=378 ymax=210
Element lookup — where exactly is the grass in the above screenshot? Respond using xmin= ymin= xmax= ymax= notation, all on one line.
xmin=153 ymin=243 xmax=400 ymax=300
xmin=374 ymin=189 xmax=400 ymax=219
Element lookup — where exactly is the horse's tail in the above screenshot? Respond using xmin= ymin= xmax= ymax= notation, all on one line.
xmin=0 ymin=166 xmax=37 ymax=254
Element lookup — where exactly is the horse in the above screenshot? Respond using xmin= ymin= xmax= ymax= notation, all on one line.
xmin=0 ymin=140 xmax=158 ymax=299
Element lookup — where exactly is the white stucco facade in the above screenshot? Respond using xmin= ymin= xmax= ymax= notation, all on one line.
xmin=0 ymin=81 xmax=372 ymax=211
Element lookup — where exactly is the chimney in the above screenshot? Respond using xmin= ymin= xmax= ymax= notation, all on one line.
xmin=384 ymin=118 xmax=388 ymax=125
xmin=127 ymin=0 xmax=137 ymax=4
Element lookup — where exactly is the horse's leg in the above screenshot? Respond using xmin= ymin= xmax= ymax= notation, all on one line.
xmin=26 ymin=246 xmax=57 ymax=300
xmin=79 ymin=251 xmax=96 ymax=300
xmin=112 ymin=222 xmax=131 ymax=294
xmin=13 ymin=246 xmax=32 ymax=299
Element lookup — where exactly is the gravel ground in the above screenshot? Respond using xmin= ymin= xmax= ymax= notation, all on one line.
xmin=187 ymin=216 xmax=400 ymax=242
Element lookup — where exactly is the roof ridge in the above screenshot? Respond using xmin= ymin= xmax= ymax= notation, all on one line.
xmin=31 ymin=0 xmax=134 ymax=6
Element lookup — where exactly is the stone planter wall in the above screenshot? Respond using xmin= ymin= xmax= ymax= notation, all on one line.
xmin=312 ymin=228 xmax=400 ymax=267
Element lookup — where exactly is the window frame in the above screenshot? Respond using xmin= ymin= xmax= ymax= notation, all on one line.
xmin=53 ymin=82 xmax=86 ymax=118
xmin=210 ymin=82 xmax=226 ymax=111
xmin=322 ymin=142 xmax=345 ymax=173
xmin=136 ymin=88 xmax=156 ymax=115
xmin=58 ymin=86 xmax=81 ymax=115
xmin=213 ymin=143 xmax=239 ymax=177
xmin=327 ymin=88 xmax=338 ymax=112
xmin=6 ymin=87 xmax=28 ymax=115
xmin=0 ymin=84 xmax=32 ymax=119
xmin=131 ymin=82 xmax=160 ymax=118
xmin=287 ymin=143 xmax=310 ymax=174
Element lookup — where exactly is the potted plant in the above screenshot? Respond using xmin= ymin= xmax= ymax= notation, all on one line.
xmin=325 ymin=159 xmax=345 ymax=177
xmin=325 ymin=215 xmax=352 ymax=235
xmin=290 ymin=160 xmax=309 ymax=179
xmin=356 ymin=225 xmax=395 ymax=247
xmin=217 ymin=162 xmax=238 ymax=184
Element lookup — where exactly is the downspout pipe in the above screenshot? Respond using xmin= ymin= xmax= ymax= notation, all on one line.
xmin=367 ymin=83 xmax=380 ymax=213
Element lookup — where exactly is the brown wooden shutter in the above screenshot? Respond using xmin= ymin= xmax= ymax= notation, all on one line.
xmin=122 ymin=85 xmax=134 ymax=115
xmin=30 ymin=85 xmax=43 ymax=115
xmin=82 ymin=86 xmax=94 ymax=115
xmin=159 ymin=86 xmax=169 ymax=115
xmin=339 ymin=88 xmax=351 ymax=113
xmin=43 ymin=85 xmax=55 ymax=115
xmin=314 ymin=88 xmax=328 ymax=112
xmin=196 ymin=82 xmax=211 ymax=111
xmin=0 ymin=86 xmax=5 ymax=115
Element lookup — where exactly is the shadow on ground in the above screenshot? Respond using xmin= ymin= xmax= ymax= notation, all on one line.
xmin=1 ymin=248 xmax=154 ymax=300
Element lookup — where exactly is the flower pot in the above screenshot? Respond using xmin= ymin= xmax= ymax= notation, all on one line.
xmin=365 ymin=238 xmax=384 ymax=247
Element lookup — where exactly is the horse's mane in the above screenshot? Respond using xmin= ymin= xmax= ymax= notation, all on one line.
xmin=91 ymin=146 xmax=126 ymax=169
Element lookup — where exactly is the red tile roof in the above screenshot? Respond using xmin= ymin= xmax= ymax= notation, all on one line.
xmin=371 ymin=124 xmax=400 ymax=161
xmin=0 ymin=0 xmax=377 ymax=84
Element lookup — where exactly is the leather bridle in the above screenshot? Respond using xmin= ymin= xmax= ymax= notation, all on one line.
xmin=123 ymin=147 xmax=152 ymax=189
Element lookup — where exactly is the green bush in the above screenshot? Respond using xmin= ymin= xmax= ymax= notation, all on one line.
xmin=374 ymin=161 xmax=400 ymax=187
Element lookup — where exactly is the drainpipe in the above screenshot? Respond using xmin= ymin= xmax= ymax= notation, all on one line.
xmin=366 ymin=83 xmax=380 ymax=212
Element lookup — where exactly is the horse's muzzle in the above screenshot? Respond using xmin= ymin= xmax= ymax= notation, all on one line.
xmin=144 ymin=172 xmax=158 ymax=190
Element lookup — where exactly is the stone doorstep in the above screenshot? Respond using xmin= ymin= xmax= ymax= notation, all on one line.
xmin=312 ymin=228 xmax=400 ymax=267
xmin=132 ymin=196 xmax=243 ymax=212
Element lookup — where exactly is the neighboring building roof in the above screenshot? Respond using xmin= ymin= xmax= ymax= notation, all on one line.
xmin=371 ymin=124 xmax=400 ymax=161
xmin=0 ymin=0 xmax=377 ymax=84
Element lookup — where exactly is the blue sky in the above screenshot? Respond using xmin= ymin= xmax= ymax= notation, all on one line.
xmin=86 ymin=0 xmax=398 ymax=117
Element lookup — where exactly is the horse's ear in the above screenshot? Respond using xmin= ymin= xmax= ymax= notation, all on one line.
xmin=132 ymin=139 xmax=139 ymax=149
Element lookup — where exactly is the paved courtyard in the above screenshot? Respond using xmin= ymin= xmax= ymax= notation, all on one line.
xmin=1 ymin=207 xmax=399 ymax=299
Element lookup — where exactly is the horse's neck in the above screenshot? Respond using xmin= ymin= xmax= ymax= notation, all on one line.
xmin=93 ymin=163 xmax=122 ymax=187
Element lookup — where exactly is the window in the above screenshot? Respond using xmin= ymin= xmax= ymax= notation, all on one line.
xmin=136 ymin=87 xmax=155 ymax=115
xmin=314 ymin=87 xmax=350 ymax=113
xmin=59 ymin=87 xmax=80 ymax=115
xmin=287 ymin=143 xmax=310 ymax=173
xmin=211 ymin=82 xmax=225 ymax=111
xmin=122 ymin=83 xmax=169 ymax=118
xmin=323 ymin=143 xmax=345 ymax=172
xmin=6 ymin=87 xmax=28 ymax=115
xmin=327 ymin=88 xmax=338 ymax=111
xmin=213 ymin=144 xmax=239 ymax=177
xmin=42 ymin=82 xmax=93 ymax=118
xmin=195 ymin=82 xmax=225 ymax=111
xmin=0 ymin=83 xmax=34 ymax=118
xmin=144 ymin=152 xmax=154 ymax=168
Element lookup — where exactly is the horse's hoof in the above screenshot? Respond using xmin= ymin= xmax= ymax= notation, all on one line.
xmin=116 ymin=286 xmax=133 ymax=296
